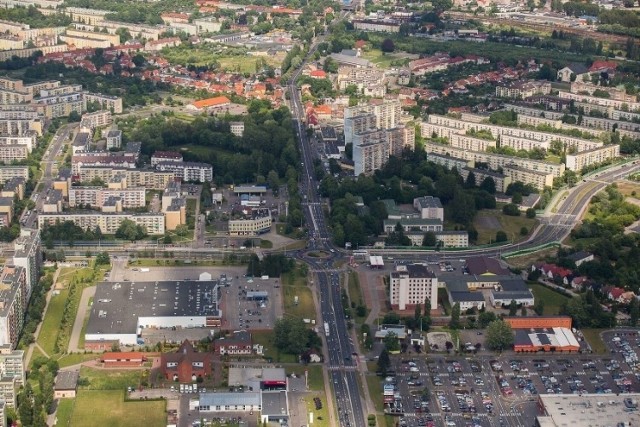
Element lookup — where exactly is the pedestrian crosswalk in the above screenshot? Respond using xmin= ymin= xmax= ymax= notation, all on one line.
xmin=328 ymin=365 xmax=357 ymax=371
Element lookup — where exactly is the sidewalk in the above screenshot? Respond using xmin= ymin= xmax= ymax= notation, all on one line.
xmin=25 ymin=266 xmax=61 ymax=367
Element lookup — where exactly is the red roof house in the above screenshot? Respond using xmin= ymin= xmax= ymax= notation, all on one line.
xmin=161 ymin=340 xmax=212 ymax=383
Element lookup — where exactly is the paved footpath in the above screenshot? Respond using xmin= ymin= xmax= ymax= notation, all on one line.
xmin=68 ymin=285 xmax=96 ymax=353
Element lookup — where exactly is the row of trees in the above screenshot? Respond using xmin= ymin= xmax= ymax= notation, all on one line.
xmin=273 ymin=317 xmax=322 ymax=357
xmin=246 ymin=254 xmax=296 ymax=278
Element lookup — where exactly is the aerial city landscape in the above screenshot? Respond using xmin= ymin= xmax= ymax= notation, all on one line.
xmin=0 ymin=0 xmax=637 ymax=425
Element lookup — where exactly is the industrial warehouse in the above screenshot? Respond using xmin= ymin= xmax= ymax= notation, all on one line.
xmin=85 ymin=273 xmax=222 ymax=346
xmin=506 ymin=316 xmax=581 ymax=353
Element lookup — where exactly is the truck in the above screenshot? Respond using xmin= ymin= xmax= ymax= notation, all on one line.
xmin=324 ymin=322 xmax=330 ymax=337
xmin=140 ymin=268 xmax=150 ymax=272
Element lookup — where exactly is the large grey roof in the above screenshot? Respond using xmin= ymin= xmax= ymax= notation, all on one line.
xmin=261 ymin=390 xmax=288 ymax=416
xmin=86 ymin=279 xmax=221 ymax=336
xmin=199 ymin=392 xmax=261 ymax=407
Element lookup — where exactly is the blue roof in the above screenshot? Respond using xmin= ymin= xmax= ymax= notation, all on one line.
xmin=199 ymin=392 xmax=261 ymax=407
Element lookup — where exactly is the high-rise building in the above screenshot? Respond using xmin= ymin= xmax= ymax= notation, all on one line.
xmin=389 ymin=264 xmax=438 ymax=311
xmin=11 ymin=230 xmax=40 ymax=299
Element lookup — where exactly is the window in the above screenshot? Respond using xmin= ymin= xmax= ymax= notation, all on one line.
xmin=193 ymin=361 xmax=204 ymax=368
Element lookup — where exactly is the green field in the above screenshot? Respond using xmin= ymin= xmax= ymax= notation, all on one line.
xmin=360 ymin=48 xmax=410 ymax=68
xmin=473 ymin=210 xmax=538 ymax=245
xmin=251 ymin=331 xmax=297 ymax=363
xmin=37 ymin=288 xmax=69 ymax=355
xmin=70 ymin=390 xmax=165 ymax=427
xmin=366 ymin=375 xmax=384 ymax=412
xmin=287 ymin=364 xmax=324 ymax=390
xmin=78 ymin=366 xmax=149 ymax=391
xmin=528 ymin=283 xmax=570 ymax=315
xmin=582 ymin=328 xmax=608 ymax=354
xmin=56 ymin=398 xmax=74 ymax=426
xmin=282 ymin=268 xmax=315 ymax=320
xmin=57 ymin=353 xmax=99 ymax=369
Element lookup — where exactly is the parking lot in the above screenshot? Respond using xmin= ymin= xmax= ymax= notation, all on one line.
xmin=220 ymin=275 xmax=283 ymax=331
xmin=381 ymin=329 xmax=640 ymax=427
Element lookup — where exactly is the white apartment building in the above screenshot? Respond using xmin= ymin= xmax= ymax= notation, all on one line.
xmin=353 ymin=128 xmax=389 ymax=176
xmin=337 ymin=66 xmax=386 ymax=92
xmin=38 ymin=212 xmax=165 ymax=235
xmin=155 ymin=161 xmax=213 ymax=182
xmin=423 ymin=142 xmax=565 ymax=177
xmin=565 ymin=144 xmax=620 ymax=172
xmin=79 ymin=167 xmax=175 ymax=190
xmin=449 ymin=133 xmax=497 ymax=152
xmin=344 ymin=114 xmax=376 ymax=145
xmin=495 ymin=80 xmax=551 ymax=99
xmin=12 ymin=230 xmax=40 ymax=299
xmin=230 ymin=121 xmax=244 ymax=137
xmin=502 ymin=164 xmax=554 ymax=190
xmin=558 ymin=90 xmax=640 ymax=112
xmin=0 ymin=145 xmax=27 ymax=163
xmin=106 ymin=129 xmax=122 ymax=149
xmin=0 ymin=166 xmax=28 ymax=182
xmin=0 ymin=133 xmax=35 ymax=152
xmin=80 ymin=110 xmax=111 ymax=129
xmin=345 ymin=100 xmax=402 ymax=131
xmin=352 ymin=19 xmax=400 ymax=33
xmin=83 ymin=92 xmax=123 ymax=114
xmin=389 ymin=264 xmax=438 ymax=311
xmin=0 ymin=266 xmax=27 ymax=349
xmin=68 ymin=187 xmax=146 ymax=208
xmin=426 ymin=152 xmax=471 ymax=170
xmin=413 ymin=196 xmax=444 ymax=221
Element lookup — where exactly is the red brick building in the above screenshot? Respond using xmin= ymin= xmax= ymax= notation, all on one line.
xmin=101 ymin=352 xmax=147 ymax=368
xmin=161 ymin=340 xmax=212 ymax=383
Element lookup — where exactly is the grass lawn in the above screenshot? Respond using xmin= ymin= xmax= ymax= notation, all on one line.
xmin=218 ymin=54 xmax=285 ymax=73
xmin=473 ymin=210 xmax=537 ymax=245
xmin=505 ymin=247 xmax=558 ymax=270
xmin=29 ymin=346 xmax=47 ymax=369
xmin=77 ymin=297 xmax=92 ymax=350
xmin=360 ymin=48 xmax=409 ymax=68
xmin=70 ymin=390 xmax=165 ymax=427
xmin=57 ymin=353 xmax=99 ymax=369
xmin=251 ymin=331 xmax=297 ymax=363
xmin=37 ymin=288 xmax=69 ymax=355
xmin=282 ymin=268 xmax=315 ymax=320
xmin=528 ymin=283 xmax=570 ymax=315
xmin=56 ymin=398 xmax=74 ymax=426
xmin=260 ymin=239 xmax=273 ymax=248
xmin=78 ymin=366 xmax=149 ymax=390
xmin=287 ymin=364 xmax=324 ymax=390
xmin=615 ymin=180 xmax=640 ymax=197
xmin=582 ymin=328 xmax=608 ymax=354
xmin=366 ymin=375 xmax=384 ymax=412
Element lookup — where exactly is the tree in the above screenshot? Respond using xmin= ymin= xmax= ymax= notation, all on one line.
xmin=67 ymin=111 xmax=81 ymax=122
xmin=520 ymin=306 xmax=527 ymax=316
xmin=431 ymin=0 xmax=453 ymax=12
xmin=115 ymin=219 xmax=146 ymax=241
xmin=485 ymin=320 xmax=514 ymax=351
xmin=273 ymin=317 xmax=316 ymax=355
xmin=377 ymin=349 xmax=391 ymax=375
xmin=380 ymin=38 xmax=395 ymax=53
xmin=526 ymin=208 xmax=536 ymax=219
xmin=502 ymin=203 xmax=520 ymax=216
xmin=480 ymin=177 xmax=496 ymax=194
xmin=533 ymin=299 xmax=545 ymax=316
xmin=495 ymin=230 xmax=508 ymax=242
xmin=422 ymin=231 xmax=437 ymax=247
xmin=478 ymin=311 xmax=497 ymax=328
xmin=95 ymin=252 xmax=110 ymax=266
xmin=449 ymin=303 xmax=461 ymax=329
xmin=175 ymin=224 xmax=190 ymax=237
xmin=508 ymin=300 xmax=518 ymax=316
xmin=383 ymin=332 xmax=400 ymax=352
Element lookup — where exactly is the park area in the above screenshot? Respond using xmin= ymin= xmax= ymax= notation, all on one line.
xmin=69 ymin=390 xmax=166 ymax=427
xmin=473 ymin=209 xmax=537 ymax=245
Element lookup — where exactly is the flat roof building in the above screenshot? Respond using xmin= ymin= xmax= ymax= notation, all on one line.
xmin=85 ymin=278 xmax=222 ymax=346
xmin=537 ymin=393 xmax=640 ymax=427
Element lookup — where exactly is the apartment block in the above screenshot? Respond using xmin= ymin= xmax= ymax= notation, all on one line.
xmin=40 ymin=84 xmax=83 ymax=97
xmin=558 ymin=91 xmax=640 ymax=112
xmin=34 ymin=93 xmax=84 ymax=119
xmin=63 ymin=7 xmax=110 ymax=26
xmin=72 ymin=153 xmax=136 ymax=174
xmin=503 ymin=104 xmax=565 ymax=120
xmin=106 ymin=129 xmax=122 ymax=149
xmin=449 ymin=133 xmax=497 ymax=151
xmin=63 ymin=28 xmax=120 ymax=45
xmin=495 ymin=80 xmax=551 ymax=99
xmin=83 ymin=93 xmax=123 ymax=114
xmin=0 ymin=117 xmax=42 ymax=136
xmin=38 ymin=212 xmax=165 ymax=235
xmin=155 ymin=161 xmax=213 ymax=182
xmin=0 ymin=145 xmax=27 ymax=163
xmin=383 ymin=218 xmax=443 ymax=233
xmin=389 ymin=264 xmax=438 ymax=311
xmin=193 ymin=17 xmax=222 ymax=34
xmin=68 ymin=187 xmax=146 ymax=208
xmin=0 ymin=166 xmax=28 ymax=183
xmin=0 ymin=89 xmax=31 ymax=105
xmin=413 ymin=196 xmax=444 ymax=221
xmin=0 ymin=133 xmax=36 ymax=153
xmin=151 ymin=151 xmax=183 ymax=166
xmin=1 ymin=177 xmax=24 ymax=200
xmin=353 ymin=128 xmax=389 ymax=176
xmin=570 ymin=81 xmax=636 ymax=103
xmin=502 ymin=164 xmax=554 ymax=190
xmin=0 ymin=35 xmax=23 ymax=51
xmin=436 ymin=231 xmax=469 ymax=248
xmin=345 ymin=100 xmax=402 ymax=131
xmin=337 ymin=66 xmax=385 ymax=92
xmin=229 ymin=122 xmax=244 ymax=137
xmin=423 ymin=115 xmax=501 ymax=138
xmin=459 ymin=167 xmax=512 ymax=193
xmin=0 ymin=266 xmax=27 ymax=349
xmin=228 ymin=208 xmax=272 ymax=236
xmin=80 ymin=110 xmax=112 ymax=129
xmin=565 ymin=144 xmax=620 ymax=172
xmin=78 ymin=167 xmax=175 ymax=190
xmin=22 ymin=80 xmax=60 ymax=97
xmin=352 ymin=19 xmax=400 ymax=33
xmin=423 ymin=142 xmax=565 ymax=177
xmin=344 ymin=114 xmax=376 ymax=145
xmin=499 ymin=134 xmax=548 ymax=152
xmin=426 ymin=152 xmax=471 ymax=170
xmin=11 ymin=230 xmax=40 ymax=299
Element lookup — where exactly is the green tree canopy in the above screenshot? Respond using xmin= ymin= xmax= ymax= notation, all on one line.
xmin=485 ymin=320 xmax=514 ymax=351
